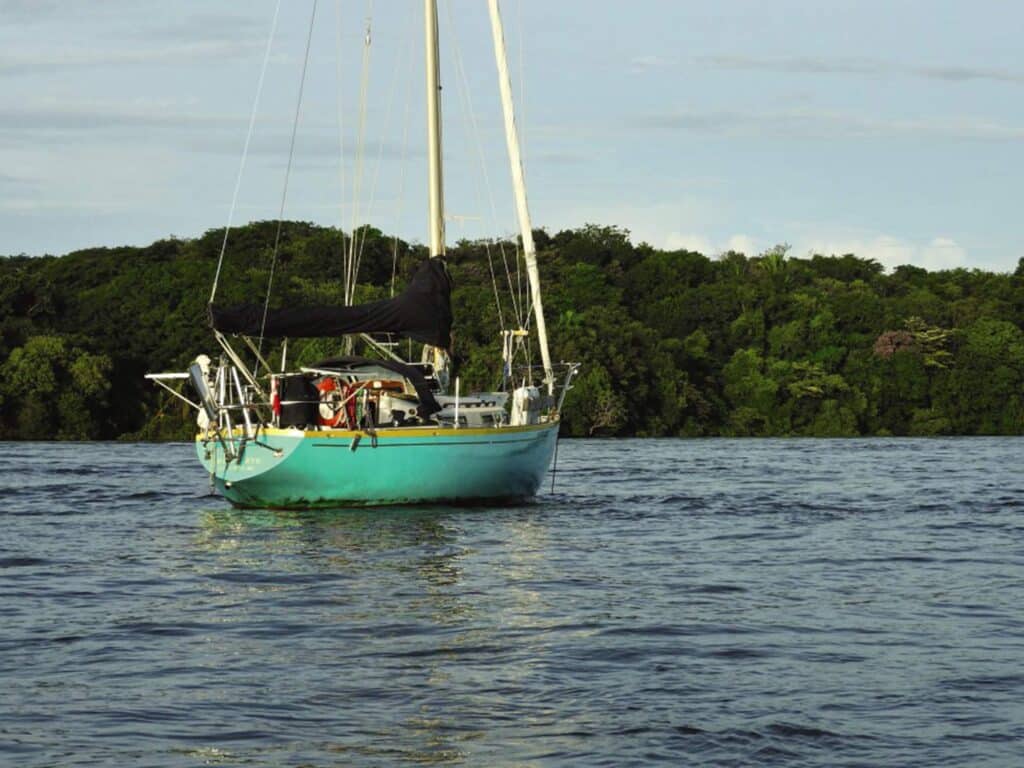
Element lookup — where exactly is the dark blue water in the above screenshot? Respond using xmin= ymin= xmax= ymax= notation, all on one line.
xmin=2 ymin=439 xmax=1023 ymax=766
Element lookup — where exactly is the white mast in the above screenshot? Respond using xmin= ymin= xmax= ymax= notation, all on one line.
xmin=487 ymin=0 xmax=554 ymax=395
xmin=424 ymin=0 xmax=445 ymax=258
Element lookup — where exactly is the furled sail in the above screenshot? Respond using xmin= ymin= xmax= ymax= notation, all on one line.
xmin=209 ymin=259 xmax=453 ymax=348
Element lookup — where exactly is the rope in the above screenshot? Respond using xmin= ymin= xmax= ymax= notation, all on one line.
xmin=209 ymin=0 xmax=282 ymax=306
xmin=259 ymin=0 xmax=319 ymax=352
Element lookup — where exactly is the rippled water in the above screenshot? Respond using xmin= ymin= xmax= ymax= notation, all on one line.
xmin=2 ymin=438 xmax=1023 ymax=766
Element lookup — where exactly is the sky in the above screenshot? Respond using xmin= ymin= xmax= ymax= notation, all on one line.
xmin=2 ymin=0 xmax=1022 ymax=272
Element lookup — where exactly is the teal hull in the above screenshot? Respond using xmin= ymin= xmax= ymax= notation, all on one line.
xmin=196 ymin=422 xmax=559 ymax=508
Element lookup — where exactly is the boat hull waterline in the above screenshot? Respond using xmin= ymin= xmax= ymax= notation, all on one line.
xmin=198 ymin=421 xmax=559 ymax=508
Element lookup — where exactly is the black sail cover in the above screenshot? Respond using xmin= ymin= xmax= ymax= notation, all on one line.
xmin=209 ymin=259 xmax=453 ymax=349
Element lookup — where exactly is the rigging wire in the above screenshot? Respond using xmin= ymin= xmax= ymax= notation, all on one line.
xmin=441 ymin=0 xmax=520 ymax=331
xmin=509 ymin=0 xmax=537 ymax=348
xmin=390 ymin=36 xmax=416 ymax=298
xmin=259 ymin=0 xmax=319 ymax=353
xmin=334 ymin=0 xmax=348 ymax=291
xmin=209 ymin=0 xmax=282 ymax=306
xmin=515 ymin=0 xmax=527 ymax=318
xmin=344 ymin=3 xmax=375 ymax=306
xmin=353 ymin=7 xmax=414 ymax=298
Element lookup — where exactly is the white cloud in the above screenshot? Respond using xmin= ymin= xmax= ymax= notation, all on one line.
xmin=628 ymin=54 xmax=672 ymax=75
xmin=798 ymin=234 xmax=971 ymax=271
xmin=549 ymin=198 xmax=766 ymax=257
xmin=664 ymin=232 xmax=759 ymax=256
xmin=921 ymin=237 xmax=970 ymax=270
xmin=481 ymin=189 xmax=1002 ymax=271
xmin=725 ymin=234 xmax=758 ymax=256
xmin=664 ymin=232 xmax=715 ymax=253
xmin=0 ymin=0 xmax=62 ymax=21
xmin=634 ymin=107 xmax=1024 ymax=142
xmin=698 ymin=55 xmax=1024 ymax=86
xmin=610 ymin=214 xmax=978 ymax=274
xmin=549 ymin=197 xmax=720 ymax=246
xmin=630 ymin=221 xmax=978 ymax=271
xmin=0 ymin=41 xmax=260 ymax=77
xmin=0 ymin=198 xmax=135 ymax=213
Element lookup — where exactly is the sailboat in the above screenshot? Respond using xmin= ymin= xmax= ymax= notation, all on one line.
xmin=147 ymin=0 xmax=577 ymax=508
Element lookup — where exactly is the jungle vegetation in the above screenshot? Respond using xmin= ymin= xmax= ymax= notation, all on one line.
xmin=2 ymin=221 xmax=1024 ymax=440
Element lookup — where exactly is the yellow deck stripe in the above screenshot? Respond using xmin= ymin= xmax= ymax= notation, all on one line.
xmin=197 ymin=420 xmax=558 ymax=441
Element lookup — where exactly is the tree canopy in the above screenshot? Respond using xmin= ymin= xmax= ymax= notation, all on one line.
xmin=2 ymin=222 xmax=1023 ymax=439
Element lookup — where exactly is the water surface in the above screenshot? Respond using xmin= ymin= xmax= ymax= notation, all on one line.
xmin=2 ymin=438 xmax=1023 ymax=766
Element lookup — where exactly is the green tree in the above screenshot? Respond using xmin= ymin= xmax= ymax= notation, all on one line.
xmin=722 ymin=349 xmax=782 ymax=435
xmin=0 ymin=335 xmax=112 ymax=439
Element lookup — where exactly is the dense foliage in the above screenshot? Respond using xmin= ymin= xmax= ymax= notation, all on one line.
xmin=3 ymin=221 xmax=1024 ymax=439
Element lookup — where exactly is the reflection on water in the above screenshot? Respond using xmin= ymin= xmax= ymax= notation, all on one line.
xmin=185 ymin=503 xmax=555 ymax=764
xmin=196 ymin=506 xmax=479 ymax=594
xmin=197 ymin=505 xmax=463 ymax=561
